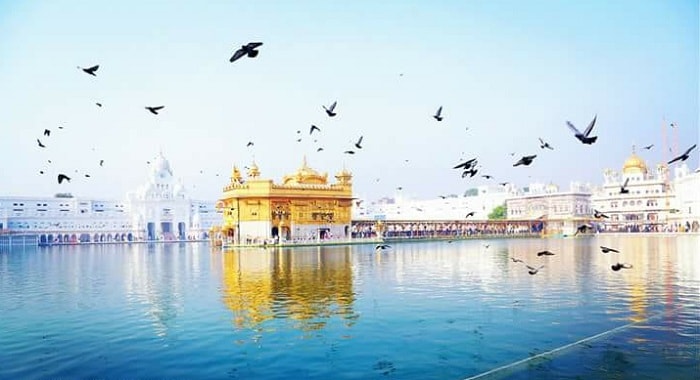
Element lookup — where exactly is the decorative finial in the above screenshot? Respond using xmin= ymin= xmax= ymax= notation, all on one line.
xmin=302 ymin=155 xmax=308 ymax=168
xmin=632 ymin=143 xmax=636 ymax=154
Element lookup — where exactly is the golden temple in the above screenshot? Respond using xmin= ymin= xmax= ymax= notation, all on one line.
xmin=212 ymin=157 xmax=353 ymax=246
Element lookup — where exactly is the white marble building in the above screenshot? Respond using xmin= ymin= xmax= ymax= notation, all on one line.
xmin=0 ymin=152 xmax=220 ymax=244
xmin=671 ymin=163 xmax=700 ymax=231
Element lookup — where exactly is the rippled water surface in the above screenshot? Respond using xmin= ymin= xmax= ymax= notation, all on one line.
xmin=0 ymin=236 xmax=698 ymax=379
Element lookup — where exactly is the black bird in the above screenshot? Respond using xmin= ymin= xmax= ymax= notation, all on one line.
xmin=499 ymin=182 xmax=509 ymax=186
xmin=611 ymin=263 xmax=633 ymax=272
xmin=37 ymin=139 xmax=46 ymax=148
xmin=78 ymin=64 xmax=99 ymax=76
xmin=433 ymin=106 xmax=443 ymax=121
xmin=462 ymin=169 xmax=478 ymax=178
xmin=39 ymin=170 xmax=45 ymax=175
xmin=465 ymin=211 xmax=475 ymax=218
xmin=297 ymin=138 xmax=302 ymax=142
xmin=574 ymin=224 xmax=594 ymax=235
xmin=376 ymin=244 xmax=391 ymax=250
xmin=536 ymin=250 xmax=555 ymax=256
xmin=344 ymin=150 xmax=355 ymax=155
xmin=323 ymin=101 xmax=337 ymax=117
xmin=229 ymin=42 xmax=263 ymax=62
xmin=57 ymin=174 xmax=71 ymax=184
xmin=567 ymin=115 xmax=598 ymax=144
xmin=317 ymin=147 xmax=324 ymax=152
xmin=482 ymin=175 xmax=494 ymax=179
xmin=513 ymin=155 xmax=537 ymax=167
xmin=95 ymin=102 xmax=102 ymax=107
xmin=620 ymin=177 xmax=630 ymax=194
xmin=355 ymin=136 xmax=363 ymax=149
xmin=145 ymin=106 xmax=164 ymax=115
xmin=643 ymin=144 xmax=654 ymax=150
xmin=483 ymin=244 xmax=490 ymax=249
xmin=58 ymin=126 xmax=64 ymax=129
xmin=44 ymin=129 xmax=50 ymax=136
xmin=668 ymin=144 xmax=697 ymax=165
xmin=310 ymin=125 xmax=321 ymax=135
xmin=99 ymin=160 xmax=104 ymax=167
xmin=246 ymin=141 xmax=254 ymax=147
xmin=539 ymin=138 xmax=554 ymax=150
xmin=84 ymin=174 xmax=91 ymax=178
xmin=510 ymin=257 xmax=524 ymax=263
xmin=600 ymin=246 xmax=620 ymax=253
xmin=526 ymin=264 xmax=545 ymax=275
xmin=453 ymin=158 xmax=478 ymax=170
xmin=593 ymin=209 xmax=609 ymax=219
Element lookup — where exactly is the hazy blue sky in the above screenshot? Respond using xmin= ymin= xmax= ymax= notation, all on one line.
xmin=1 ymin=0 xmax=698 ymax=202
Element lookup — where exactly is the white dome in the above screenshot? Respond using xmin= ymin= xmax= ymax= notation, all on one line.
xmin=151 ymin=152 xmax=173 ymax=180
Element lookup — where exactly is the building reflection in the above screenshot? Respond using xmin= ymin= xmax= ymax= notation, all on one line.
xmin=219 ymin=246 xmax=357 ymax=332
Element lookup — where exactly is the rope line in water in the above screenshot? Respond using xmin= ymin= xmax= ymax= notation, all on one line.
xmin=463 ymin=305 xmax=684 ymax=380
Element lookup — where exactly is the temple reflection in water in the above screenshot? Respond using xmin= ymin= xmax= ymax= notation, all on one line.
xmin=219 ymin=246 xmax=357 ymax=331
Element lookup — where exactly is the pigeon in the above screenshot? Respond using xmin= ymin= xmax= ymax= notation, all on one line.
xmin=539 ymin=138 xmax=554 ymax=150
xmin=99 ymin=160 xmax=104 ymax=167
xmin=620 ymin=177 xmax=630 ymax=194
xmin=95 ymin=102 xmax=102 ymax=107
xmin=323 ymin=101 xmax=337 ymax=117
xmin=84 ymin=174 xmax=91 ymax=178
xmin=354 ymin=136 xmax=363 ymax=149
xmin=574 ymin=224 xmax=594 ymax=235
xmin=668 ymin=144 xmax=697 ymax=165
xmin=344 ymin=150 xmax=355 ymax=155
xmin=513 ymin=155 xmax=537 ymax=167
xmin=37 ymin=139 xmax=46 ymax=148
xmin=465 ymin=211 xmax=475 ymax=218
xmin=462 ymin=169 xmax=478 ymax=178
xmin=600 ymin=246 xmax=620 ymax=253
xmin=247 ymin=141 xmax=254 ymax=147
xmin=453 ymin=158 xmax=478 ymax=170
xmin=44 ymin=129 xmax=51 ymax=137
xmin=310 ymin=125 xmax=321 ymax=135
xmin=499 ymin=182 xmax=509 ymax=186
xmin=482 ymin=175 xmax=494 ymax=179
xmin=78 ymin=65 xmax=99 ymax=76
xmin=567 ymin=115 xmax=598 ymax=144
xmin=39 ymin=170 xmax=45 ymax=175
xmin=611 ymin=263 xmax=633 ymax=271
xmin=536 ymin=250 xmax=555 ymax=256
xmin=376 ymin=244 xmax=391 ymax=250
xmin=593 ymin=209 xmax=609 ymax=219
xmin=510 ymin=257 xmax=524 ymax=263
xmin=316 ymin=147 xmax=324 ymax=152
xmin=483 ymin=244 xmax=490 ymax=249
xmin=433 ymin=106 xmax=443 ymax=121
xmin=145 ymin=106 xmax=164 ymax=115
xmin=643 ymin=144 xmax=654 ymax=150
xmin=229 ymin=42 xmax=263 ymax=62
xmin=526 ymin=264 xmax=545 ymax=275
xmin=57 ymin=174 xmax=71 ymax=184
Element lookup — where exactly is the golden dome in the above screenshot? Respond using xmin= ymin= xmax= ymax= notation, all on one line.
xmin=282 ymin=156 xmax=328 ymax=185
xmin=622 ymin=151 xmax=647 ymax=175
xmin=335 ymin=167 xmax=353 ymax=185
xmin=247 ymin=162 xmax=260 ymax=178
xmin=230 ymin=165 xmax=242 ymax=183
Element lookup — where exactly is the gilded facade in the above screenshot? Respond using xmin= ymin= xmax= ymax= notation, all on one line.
xmin=215 ymin=157 xmax=353 ymax=244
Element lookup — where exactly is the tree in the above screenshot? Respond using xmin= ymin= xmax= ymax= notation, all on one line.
xmin=488 ymin=204 xmax=506 ymax=220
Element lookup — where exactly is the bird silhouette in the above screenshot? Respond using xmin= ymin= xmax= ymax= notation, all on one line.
xmin=668 ymin=144 xmax=697 ymax=165
xmin=482 ymin=175 xmax=494 ymax=179
xmin=44 ymin=129 xmax=51 ymax=137
xmin=453 ymin=158 xmax=478 ymax=170
xmin=57 ymin=174 xmax=71 ymax=184
xmin=317 ymin=147 xmax=324 ymax=152
xmin=229 ymin=42 xmax=263 ymax=62
xmin=37 ymin=139 xmax=46 ymax=148
xmin=99 ymin=160 xmax=104 ymax=167
xmin=344 ymin=150 xmax=355 ymax=155
xmin=465 ymin=211 xmax=475 ymax=218
xmin=433 ymin=106 xmax=443 ymax=121
xmin=600 ymin=246 xmax=620 ymax=253
xmin=462 ymin=169 xmax=478 ymax=178
xmin=513 ymin=155 xmax=537 ymax=167
xmin=95 ymin=102 xmax=102 ymax=107
xmin=620 ymin=177 xmax=630 ymax=194
xmin=611 ymin=263 xmax=633 ymax=271
xmin=376 ymin=244 xmax=391 ymax=250
xmin=499 ymin=182 xmax=509 ymax=186
xmin=310 ymin=125 xmax=321 ymax=135
xmin=145 ymin=106 xmax=164 ymax=115
xmin=536 ymin=250 xmax=555 ymax=256
xmin=526 ymin=264 xmax=545 ymax=275
xmin=593 ymin=209 xmax=609 ymax=219
xmin=78 ymin=65 xmax=99 ymax=76
xmin=567 ymin=115 xmax=598 ymax=144
xmin=539 ymin=138 xmax=554 ymax=150
xmin=573 ymin=224 xmax=594 ymax=235
xmin=510 ymin=257 xmax=524 ymax=263
xmin=84 ymin=174 xmax=91 ymax=178
xmin=247 ymin=141 xmax=254 ymax=147
xmin=323 ymin=101 xmax=337 ymax=117
xmin=39 ymin=170 xmax=45 ymax=175
xmin=643 ymin=144 xmax=654 ymax=150
xmin=354 ymin=136 xmax=363 ymax=149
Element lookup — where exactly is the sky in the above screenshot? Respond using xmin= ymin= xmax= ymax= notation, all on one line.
xmin=0 ymin=0 xmax=698 ymax=202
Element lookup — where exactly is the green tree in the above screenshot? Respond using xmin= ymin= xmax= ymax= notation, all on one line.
xmin=488 ymin=204 xmax=507 ymax=220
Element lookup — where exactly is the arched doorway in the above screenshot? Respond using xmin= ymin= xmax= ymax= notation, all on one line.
xmin=147 ymin=222 xmax=156 ymax=240
xmin=271 ymin=226 xmax=279 ymax=238
xmin=127 ymin=233 xmax=134 ymax=242
xmin=178 ymin=222 xmax=186 ymax=240
xmin=40 ymin=234 xmax=48 ymax=246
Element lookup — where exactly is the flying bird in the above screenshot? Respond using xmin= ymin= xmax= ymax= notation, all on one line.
xmin=567 ymin=115 xmax=598 ymax=144
xmin=536 ymin=250 xmax=555 ymax=256
xmin=600 ymin=246 xmax=620 ymax=253
xmin=316 ymin=147 xmax=324 ymax=152
xmin=99 ymin=160 xmax=104 ymax=167
xmin=145 ymin=106 xmax=164 ymax=115
xmin=465 ymin=211 xmax=475 ymax=218
xmin=668 ymin=144 xmax=697 ymax=165
xmin=310 ymin=125 xmax=321 ymax=135
xmin=229 ymin=42 xmax=263 ymax=62
xmin=593 ymin=209 xmax=609 ymax=219
xmin=526 ymin=264 xmax=545 ymax=275
xmin=323 ymin=101 xmax=337 ymax=117
xmin=246 ymin=141 xmax=254 ymax=147
xmin=539 ymin=138 xmax=554 ymax=150
xmin=510 ymin=257 xmax=524 ymax=263
xmin=84 ymin=174 xmax=91 ymax=178
xmin=574 ymin=224 xmax=594 ymax=235
xmin=513 ymin=155 xmax=537 ymax=167
xmin=482 ymin=175 xmax=494 ymax=179
xmin=376 ymin=244 xmax=391 ymax=250
xmin=499 ymin=182 xmax=509 ymax=186
xmin=57 ymin=174 xmax=71 ymax=184
xmin=344 ymin=150 xmax=355 ymax=155
xmin=95 ymin=102 xmax=102 ymax=107
xmin=453 ymin=158 xmax=478 ymax=170
xmin=39 ymin=170 xmax=45 ymax=175
xmin=433 ymin=106 xmax=443 ymax=121
xmin=37 ymin=139 xmax=46 ymax=148
xmin=611 ymin=263 xmax=633 ymax=272
xmin=462 ymin=169 xmax=478 ymax=178
xmin=354 ymin=136 xmax=363 ymax=149
xmin=620 ymin=177 xmax=630 ymax=194
xmin=78 ymin=64 xmax=99 ymax=76
xmin=643 ymin=144 xmax=654 ymax=150
xmin=44 ymin=129 xmax=51 ymax=137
